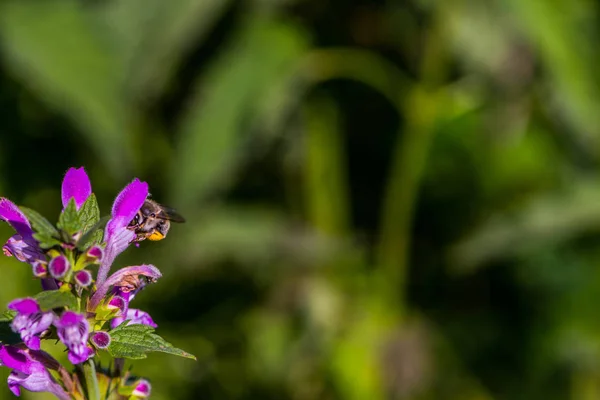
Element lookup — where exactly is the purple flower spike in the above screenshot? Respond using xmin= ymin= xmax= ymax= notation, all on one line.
xmin=97 ymin=178 xmax=148 ymax=287
xmin=0 ymin=346 xmax=70 ymax=400
xmin=31 ymin=262 xmax=47 ymax=278
xmin=61 ymin=167 xmax=92 ymax=210
xmin=48 ymin=255 xmax=70 ymax=279
xmin=111 ymin=309 xmax=157 ymax=329
xmin=90 ymin=331 xmax=111 ymax=349
xmin=54 ymin=312 xmax=94 ymax=365
xmin=8 ymin=299 xmax=54 ymax=351
xmin=74 ymin=270 xmax=92 ymax=287
xmin=132 ymin=379 xmax=152 ymax=398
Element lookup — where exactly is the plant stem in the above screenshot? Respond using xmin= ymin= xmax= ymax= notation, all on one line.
xmin=83 ymin=360 xmax=101 ymax=400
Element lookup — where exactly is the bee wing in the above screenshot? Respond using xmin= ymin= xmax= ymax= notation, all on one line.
xmin=156 ymin=204 xmax=186 ymax=223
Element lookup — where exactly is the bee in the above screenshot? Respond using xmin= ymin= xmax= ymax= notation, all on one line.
xmin=127 ymin=198 xmax=185 ymax=242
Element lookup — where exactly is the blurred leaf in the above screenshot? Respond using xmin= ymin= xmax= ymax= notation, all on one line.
xmin=0 ymin=0 xmax=132 ymax=178
xmin=108 ymin=323 xmax=196 ymax=360
xmin=171 ymin=17 xmax=308 ymax=207
xmin=506 ymin=0 xmax=600 ymax=152
xmin=105 ymin=0 xmax=231 ymax=102
xmin=449 ymin=180 xmax=600 ymax=273
xmin=35 ymin=290 xmax=77 ymax=311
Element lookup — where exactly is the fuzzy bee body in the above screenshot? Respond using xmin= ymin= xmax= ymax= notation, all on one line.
xmin=127 ymin=199 xmax=185 ymax=242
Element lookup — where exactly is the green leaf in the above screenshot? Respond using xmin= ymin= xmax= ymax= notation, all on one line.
xmin=0 ymin=321 xmax=20 ymax=345
xmin=171 ymin=18 xmax=308 ymax=207
xmin=20 ymin=207 xmax=59 ymax=237
xmin=105 ymin=0 xmax=231 ymax=102
xmin=57 ymin=198 xmax=81 ymax=235
xmin=76 ymin=215 xmax=109 ymax=250
xmin=78 ymin=194 xmax=100 ymax=234
xmin=108 ymin=324 xmax=196 ymax=360
xmin=0 ymin=310 xmax=15 ymax=322
xmin=32 ymin=232 xmax=61 ymax=249
xmin=35 ymin=290 xmax=77 ymax=311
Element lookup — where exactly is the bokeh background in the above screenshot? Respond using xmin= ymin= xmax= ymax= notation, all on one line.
xmin=0 ymin=0 xmax=599 ymax=399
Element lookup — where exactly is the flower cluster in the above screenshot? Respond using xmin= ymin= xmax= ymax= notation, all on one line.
xmin=0 ymin=168 xmax=194 ymax=399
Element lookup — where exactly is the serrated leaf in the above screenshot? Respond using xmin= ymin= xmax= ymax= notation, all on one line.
xmin=57 ymin=198 xmax=81 ymax=235
xmin=77 ymin=216 xmax=109 ymax=250
xmin=0 ymin=321 xmax=20 ymax=345
xmin=35 ymin=290 xmax=77 ymax=311
xmin=108 ymin=324 xmax=196 ymax=360
xmin=78 ymin=194 xmax=100 ymax=234
xmin=33 ymin=232 xmax=61 ymax=249
xmin=0 ymin=310 xmax=15 ymax=322
xmin=20 ymin=207 xmax=59 ymax=238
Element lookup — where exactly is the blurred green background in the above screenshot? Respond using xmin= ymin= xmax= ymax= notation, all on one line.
xmin=0 ymin=0 xmax=599 ymax=398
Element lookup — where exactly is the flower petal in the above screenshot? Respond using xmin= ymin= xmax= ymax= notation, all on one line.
xmin=3 ymin=235 xmax=44 ymax=265
xmin=3 ymin=347 xmax=70 ymax=400
xmin=0 ymin=345 xmax=32 ymax=374
xmin=111 ymin=178 xmax=148 ymax=221
xmin=90 ymin=265 xmax=161 ymax=311
xmin=132 ymin=379 xmax=152 ymax=398
xmin=90 ymin=331 xmax=111 ymax=349
xmin=48 ymin=255 xmax=70 ymax=279
xmin=8 ymin=298 xmax=40 ymax=315
xmin=111 ymin=309 xmax=157 ymax=329
xmin=74 ymin=270 xmax=92 ymax=287
xmin=61 ymin=167 xmax=92 ymax=210
xmin=0 ymin=199 xmax=32 ymax=238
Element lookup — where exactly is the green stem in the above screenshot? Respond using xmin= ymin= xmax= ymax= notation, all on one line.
xmin=83 ymin=359 xmax=101 ymax=400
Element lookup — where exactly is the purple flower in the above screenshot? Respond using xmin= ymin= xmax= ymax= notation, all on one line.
xmin=54 ymin=312 xmax=94 ymax=365
xmin=132 ymin=379 xmax=152 ymax=398
xmin=0 ymin=198 xmax=44 ymax=266
xmin=87 ymin=245 xmax=103 ymax=260
xmin=89 ymin=264 xmax=161 ymax=311
xmin=8 ymin=299 xmax=54 ymax=351
xmin=111 ymin=309 xmax=158 ymax=329
xmin=90 ymin=331 xmax=111 ymax=349
xmin=0 ymin=345 xmax=69 ymax=399
xmin=48 ymin=255 xmax=70 ymax=279
xmin=61 ymin=167 xmax=92 ymax=210
xmin=31 ymin=262 xmax=47 ymax=278
xmin=74 ymin=270 xmax=92 ymax=287
xmin=97 ymin=178 xmax=148 ymax=286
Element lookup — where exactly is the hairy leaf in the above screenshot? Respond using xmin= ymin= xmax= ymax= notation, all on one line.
xmin=108 ymin=323 xmax=196 ymax=360
xmin=35 ymin=290 xmax=77 ymax=311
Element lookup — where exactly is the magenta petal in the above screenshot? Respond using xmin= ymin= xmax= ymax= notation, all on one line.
xmin=0 ymin=198 xmax=32 ymax=238
xmin=48 ymin=256 xmax=70 ymax=279
xmin=0 ymin=346 xmax=32 ymax=373
xmin=90 ymin=331 xmax=111 ymax=349
xmin=111 ymin=178 xmax=148 ymax=220
xmin=67 ymin=346 xmax=93 ymax=365
xmin=3 ymin=349 xmax=70 ymax=400
xmin=74 ymin=270 xmax=92 ymax=287
xmin=8 ymin=298 xmax=39 ymax=315
xmin=132 ymin=379 xmax=152 ymax=398
xmin=61 ymin=167 xmax=92 ymax=210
